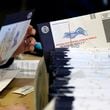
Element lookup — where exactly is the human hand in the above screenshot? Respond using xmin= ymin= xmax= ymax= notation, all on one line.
xmin=13 ymin=25 xmax=36 ymax=57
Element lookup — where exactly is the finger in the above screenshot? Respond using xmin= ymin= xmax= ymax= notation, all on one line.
xmin=29 ymin=37 xmax=36 ymax=45
xmin=29 ymin=45 xmax=35 ymax=52
xmin=25 ymin=45 xmax=35 ymax=52
xmin=26 ymin=25 xmax=36 ymax=37
xmin=24 ymin=38 xmax=35 ymax=52
xmin=24 ymin=37 xmax=36 ymax=46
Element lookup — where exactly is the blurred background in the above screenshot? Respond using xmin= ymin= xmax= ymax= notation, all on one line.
xmin=0 ymin=0 xmax=110 ymax=26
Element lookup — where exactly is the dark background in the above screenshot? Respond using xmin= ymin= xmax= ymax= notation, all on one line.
xmin=0 ymin=0 xmax=110 ymax=41
xmin=0 ymin=0 xmax=110 ymax=24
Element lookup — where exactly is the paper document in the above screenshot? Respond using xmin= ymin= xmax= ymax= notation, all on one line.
xmin=0 ymin=69 xmax=18 ymax=92
xmin=50 ymin=10 xmax=110 ymax=48
xmin=13 ymin=85 xmax=34 ymax=95
xmin=63 ymin=48 xmax=110 ymax=110
xmin=9 ymin=59 xmax=40 ymax=78
xmin=0 ymin=10 xmax=33 ymax=65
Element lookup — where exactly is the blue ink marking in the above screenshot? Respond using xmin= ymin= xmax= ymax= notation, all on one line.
xmin=11 ymin=31 xmax=20 ymax=48
xmin=64 ymin=27 xmax=88 ymax=39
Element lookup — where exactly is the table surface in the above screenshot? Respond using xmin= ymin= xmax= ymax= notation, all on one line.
xmin=0 ymin=78 xmax=35 ymax=110
xmin=0 ymin=54 xmax=42 ymax=110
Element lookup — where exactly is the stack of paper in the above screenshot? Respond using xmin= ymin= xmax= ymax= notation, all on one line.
xmin=9 ymin=59 xmax=40 ymax=78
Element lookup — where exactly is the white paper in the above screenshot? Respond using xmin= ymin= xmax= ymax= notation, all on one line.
xmin=64 ymin=48 xmax=110 ymax=110
xmin=44 ymin=48 xmax=110 ymax=110
xmin=0 ymin=69 xmax=18 ymax=92
xmin=0 ymin=20 xmax=31 ymax=64
xmin=50 ymin=10 xmax=110 ymax=48
xmin=13 ymin=85 xmax=34 ymax=95
xmin=8 ymin=59 xmax=40 ymax=78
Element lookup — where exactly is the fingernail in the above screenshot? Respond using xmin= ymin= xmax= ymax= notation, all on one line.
xmin=32 ymin=29 xmax=36 ymax=35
